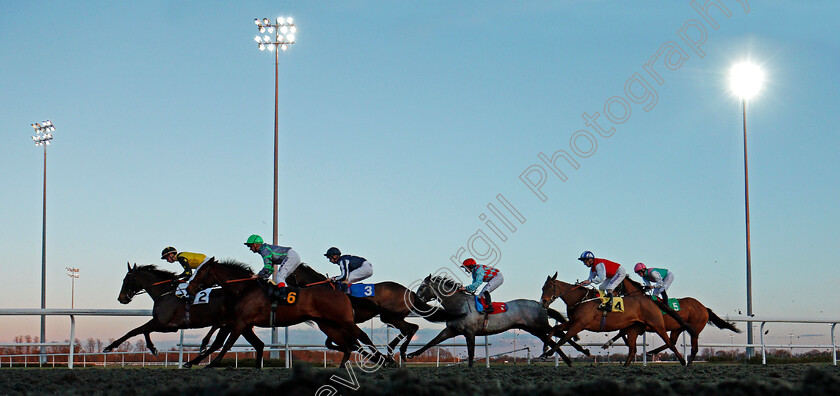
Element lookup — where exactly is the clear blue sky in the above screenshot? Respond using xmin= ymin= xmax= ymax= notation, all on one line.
xmin=1 ymin=1 xmax=839 ymax=350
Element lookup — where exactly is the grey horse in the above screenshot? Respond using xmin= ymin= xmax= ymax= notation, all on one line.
xmin=405 ymin=275 xmax=589 ymax=367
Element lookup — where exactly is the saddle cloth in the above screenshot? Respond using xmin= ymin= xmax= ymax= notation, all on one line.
xmin=191 ymin=287 xmax=217 ymax=305
xmin=348 ymin=283 xmax=375 ymax=297
xmin=595 ymin=290 xmax=625 ymax=312
xmin=260 ymin=280 xmax=300 ymax=305
xmin=475 ymin=296 xmax=507 ymax=314
xmin=651 ymin=295 xmax=681 ymax=312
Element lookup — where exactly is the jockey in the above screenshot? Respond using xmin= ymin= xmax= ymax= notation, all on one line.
xmin=460 ymin=258 xmax=503 ymax=313
xmin=244 ymin=234 xmax=302 ymax=288
xmin=577 ymin=251 xmax=626 ymax=310
xmin=634 ymin=262 xmax=674 ymax=301
xmin=324 ymin=247 xmax=373 ymax=293
xmin=161 ymin=246 xmax=210 ymax=300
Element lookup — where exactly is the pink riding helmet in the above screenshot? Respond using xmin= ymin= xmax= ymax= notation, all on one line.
xmin=633 ymin=262 xmax=647 ymax=273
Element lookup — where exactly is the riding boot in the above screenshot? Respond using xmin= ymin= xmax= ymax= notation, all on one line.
xmin=483 ymin=291 xmax=494 ymax=313
xmin=599 ymin=292 xmax=613 ymax=311
xmin=660 ymin=291 xmax=669 ymax=302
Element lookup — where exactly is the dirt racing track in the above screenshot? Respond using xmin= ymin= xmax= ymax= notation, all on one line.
xmin=1 ymin=364 xmax=839 ymax=395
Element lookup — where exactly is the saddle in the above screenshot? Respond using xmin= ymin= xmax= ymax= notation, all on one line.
xmin=595 ymin=290 xmax=625 ymax=313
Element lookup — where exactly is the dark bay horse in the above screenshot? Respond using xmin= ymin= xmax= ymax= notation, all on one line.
xmin=288 ymin=264 xmax=452 ymax=360
xmin=185 ymin=259 xmax=382 ymax=368
xmin=404 ymin=275 xmax=586 ymax=367
xmin=538 ymin=273 xmax=688 ymax=366
xmin=105 ymin=263 xmax=260 ymax=365
xmin=601 ymin=278 xmax=740 ymax=365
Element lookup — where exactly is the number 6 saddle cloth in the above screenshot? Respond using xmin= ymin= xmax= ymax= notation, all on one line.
xmin=348 ymin=284 xmax=376 ymax=297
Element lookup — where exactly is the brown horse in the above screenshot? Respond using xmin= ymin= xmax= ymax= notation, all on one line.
xmin=539 ymin=273 xmax=688 ymax=366
xmin=104 ymin=263 xmax=258 ymax=363
xmin=185 ymin=259 xmax=382 ymax=368
xmin=288 ymin=264 xmax=453 ymax=361
xmin=602 ymin=278 xmax=740 ymax=365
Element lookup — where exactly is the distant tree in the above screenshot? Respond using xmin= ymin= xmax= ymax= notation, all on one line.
xmin=135 ymin=339 xmax=146 ymax=352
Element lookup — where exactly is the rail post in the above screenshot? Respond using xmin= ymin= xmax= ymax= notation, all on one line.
xmin=68 ymin=315 xmax=76 ymax=368
xmin=760 ymin=321 xmax=766 ymax=365
xmin=642 ymin=332 xmax=647 ymax=366
xmin=485 ymin=335 xmax=490 ymax=368
xmin=178 ymin=329 xmax=185 ymax=368
xmin=831 ymin=323 xmax=837 ymax=366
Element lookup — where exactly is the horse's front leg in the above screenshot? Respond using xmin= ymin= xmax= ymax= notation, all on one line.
xmin=405 ymin=327 xmax=459 ymax=359
xmin=465 ymin=334 xmax=476 ymax=368
xmin=103 ymin=319 xmax=159 ymax=353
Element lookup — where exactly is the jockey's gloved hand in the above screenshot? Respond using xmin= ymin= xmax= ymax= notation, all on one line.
xmin=256 ymin=268 xmax=271 ymax=279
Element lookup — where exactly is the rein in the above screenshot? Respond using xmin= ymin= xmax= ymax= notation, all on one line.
xmin=225 ymin=277 xmax=257 ymax=283
xmin=304 ymin=279 xmax=332 ymax=287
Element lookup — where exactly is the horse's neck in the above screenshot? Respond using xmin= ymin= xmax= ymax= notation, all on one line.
xmin=139 ymin=272 xmax=176 ymax=300
xmin=557 ymin=282 xmax=588 ymax=305
xmin=435 ymin=286 xmax=470 ymax=313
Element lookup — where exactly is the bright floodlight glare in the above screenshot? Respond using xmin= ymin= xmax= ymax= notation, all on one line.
xmin=267 ymin=43 xmax=276 ymax=52
xmin=730 ymin=62 xmax=764 ymax=99
xmin=263 ymin=18 xmax=269 ymax=24
xmin=287 ymin=17 xmax=293 ymax=24
xmin=287 ymin=34 xmax=295 ymax=42
xmin=263 ymin=35 xmax=270 ymax=42
xmin=259 ymin=26 xmax=266 ymax=33
xmin=254 ymin=35 xmax=262 ymax=43
xmin=259 ymin=43 xmax=266 ymax=51
xmin=267 ymin=26 xmax=275 ymax=33
xmin=255 ymin=18 xmax=260 ymax=25
xmin=290 ymin=26 xmax=297 ymax=33
xmin=281 ymin=44 xmax=287 ymax=51
xmin=276 ymin=16 xmax=283 ymax=24
xmin=280 ymin=25 xmax=288 ymax=34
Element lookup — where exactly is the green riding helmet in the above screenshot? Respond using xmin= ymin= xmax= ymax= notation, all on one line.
xmin=245 ymin=234 xmax=264 ymax=246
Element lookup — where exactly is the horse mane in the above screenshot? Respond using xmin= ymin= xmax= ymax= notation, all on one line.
xmin=623 ymin=277 xmax=644 ymax=291
xmin=428 ymin=275 xmax=462 ymax=290
xmin=135 ymin=264 xmax=177 ymax=278
xmin=296 ymin=263 xmax=327 ymax=280
xmin=215 ymin=258 xmax=255 ymax=275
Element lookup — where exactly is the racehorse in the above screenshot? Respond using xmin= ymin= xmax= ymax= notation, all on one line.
xmin=601 ymin=278 xmax=741 ymax=365
xmin=184 ymin=259 xmax=383 ymax=368
xmin=104 ymin=263 xmax=260 ymax=366
xmin=288 ymin=264 xmax=453 ymax=361
xmin=538 ymin=273 xmax=689 ymax=366
xmin=404 ymin=275 xmax=587 ymax=367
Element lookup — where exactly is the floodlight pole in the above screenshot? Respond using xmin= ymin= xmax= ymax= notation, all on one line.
xmin=67 ymin=267 xmax=79 ymax=309
xmin=254 ymin=16 xmax=296 ymax=362
xmin=742 ymin=97 xmax=754 ymax=358
xmin=31 ymin=120 xmax=55 ymax=364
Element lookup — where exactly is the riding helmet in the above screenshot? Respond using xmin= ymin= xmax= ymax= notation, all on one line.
xmin=245 ymin=234 xmax=264 ymax=245
xmin=325 ymin=247 xmax=341 ymax=257
xmin=578 ymin=251 xmax=594 ymax=261
xmin=634 ymin=262 xmax=647 ymax=273
xmin=161 ymin=246 xmax=177 ymax=259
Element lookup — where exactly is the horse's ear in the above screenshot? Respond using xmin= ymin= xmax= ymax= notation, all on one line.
xmin=552 ymin=272 xmax=558 ymax=280
xmin=127 ymin=262 xmax=131 ymax=272
xmin=132 ymin=263 xmax=137 ymax=271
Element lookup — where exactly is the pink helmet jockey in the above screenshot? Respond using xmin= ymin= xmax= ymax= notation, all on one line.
xmin=634 ymin=262 xmax=647 ymax=273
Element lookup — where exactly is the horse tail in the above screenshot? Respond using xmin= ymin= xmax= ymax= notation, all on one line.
xmin=707 ymin=308 xmax=742 ymax=333
xmin=546 ymin=308 xmax=568 ymax=324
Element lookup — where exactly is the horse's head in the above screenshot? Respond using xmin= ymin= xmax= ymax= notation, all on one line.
xmin=415 ymin=275 xmax=436 ymax=302
xmin=117 ymin=262 xmax=177 ymax=303
xmin=540 ymin=272 xmax=560 ymax=308
xmin=117 ymin=262 xmax=141 ymax=304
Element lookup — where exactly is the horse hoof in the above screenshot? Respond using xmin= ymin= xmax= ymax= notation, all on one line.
xmin=102 ymin=347 xmax=113 ymax=354
xmin=150 ymin=348 xmax=158 ymax=356
xmin=182 ymin=363 xmax=192 ymax=369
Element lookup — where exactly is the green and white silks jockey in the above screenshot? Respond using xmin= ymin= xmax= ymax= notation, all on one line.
xmin=245 ymin=234 xmax=301 ymax=288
